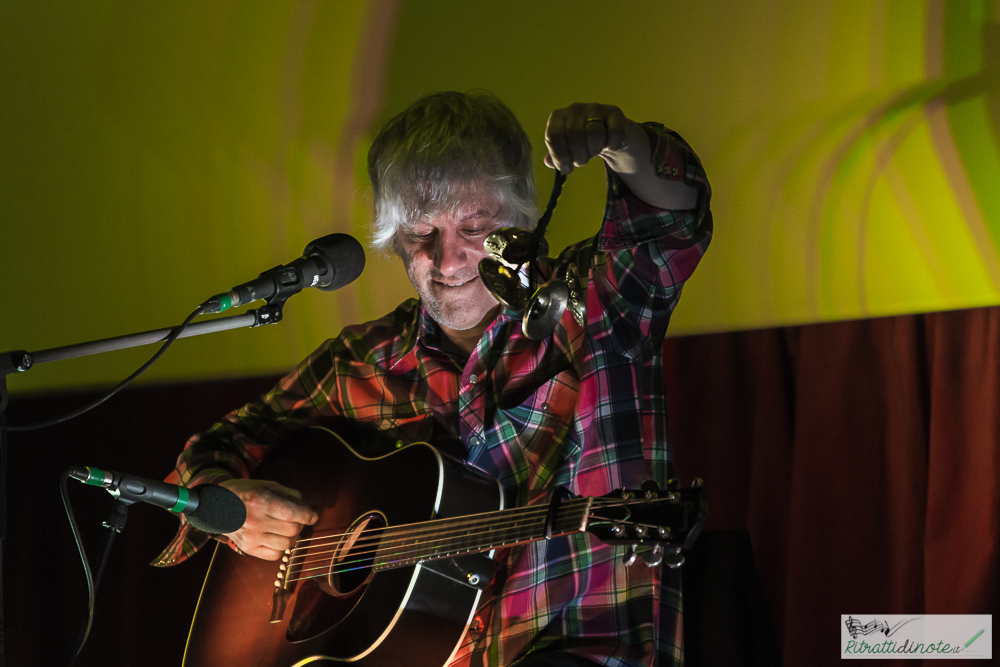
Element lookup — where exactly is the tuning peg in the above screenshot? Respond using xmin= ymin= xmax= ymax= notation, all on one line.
xmin=663 ymin=546 xmax=685 ymax=569
xmin=623 ymin=544 xmax=638 ymax=567
xmin=523 ymin=280 xmax=570 ymax=339
xmin=642 ymin=544 xmax=663 ymax=568
xmin=692 ymin=478 xmax=704 ymax=487
xmin=666 ymin=478 xmax=680 ymax=492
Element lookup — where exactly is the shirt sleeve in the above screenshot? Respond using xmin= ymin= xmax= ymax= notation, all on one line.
xmin=151 ymin=342 xmax=339 ymax=567
xmin=586 ymin=122 xmax=713 ymax=361
xmin=566 ymin=123 xmax=712 ymax=499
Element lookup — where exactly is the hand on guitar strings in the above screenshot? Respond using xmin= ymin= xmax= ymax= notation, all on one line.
xmin=218 ymin=479 xmax=319 ymax=561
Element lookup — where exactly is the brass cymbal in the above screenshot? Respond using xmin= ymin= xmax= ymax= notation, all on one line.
xmin=478 ymin=257 xmax=527 ymax=312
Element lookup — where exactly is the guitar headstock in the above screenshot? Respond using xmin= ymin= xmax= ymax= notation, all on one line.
xmin=585 ymin=479 xmax=706 ymax=569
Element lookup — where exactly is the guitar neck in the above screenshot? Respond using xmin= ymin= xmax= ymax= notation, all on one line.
xmin=372 ymin=497 xmax=593 ymax=570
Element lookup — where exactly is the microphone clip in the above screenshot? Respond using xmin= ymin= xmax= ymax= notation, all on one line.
xmin=245 ymin=262 xmax=302 ymax=328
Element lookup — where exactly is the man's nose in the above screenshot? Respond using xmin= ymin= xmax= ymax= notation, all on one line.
xmin=433 ymin=232 xmax=467 ymax=275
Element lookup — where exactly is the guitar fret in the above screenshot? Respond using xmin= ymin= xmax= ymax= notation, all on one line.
xmin=368 ymin=499 xmax=592 ymax=572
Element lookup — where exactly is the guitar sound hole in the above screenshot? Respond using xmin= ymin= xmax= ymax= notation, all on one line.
xmin=326 ymin=512 xmax=385 ymax=597
xmin=286 ymin=511 xmax=386 ymax=643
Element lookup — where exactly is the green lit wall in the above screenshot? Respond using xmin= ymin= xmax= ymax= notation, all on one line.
xmin=2 ymin=0 xmax=999 ymax=395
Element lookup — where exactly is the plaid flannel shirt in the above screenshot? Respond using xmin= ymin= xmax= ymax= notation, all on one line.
xmin=154 ymin=123 xmax=711 ymax=667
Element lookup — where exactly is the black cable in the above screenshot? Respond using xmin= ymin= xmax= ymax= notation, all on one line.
xmin=0 ymin=306 xmax=203 ymax=432
xmin=60 ymin=470 xmax=93 ymax=667
xmin=528 ymin=170 xmax=568 ymax=293
xmin=533 ymin=169 xmax=567 ymax=243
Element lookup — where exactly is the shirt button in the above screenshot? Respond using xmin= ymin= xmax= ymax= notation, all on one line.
xmin=469 ymin=435 xmax=481 ymax=446
xmin=541 ymin=402 xmax=549 ymax=412
xmin=469 ymin=374 xmax=479 ymax=384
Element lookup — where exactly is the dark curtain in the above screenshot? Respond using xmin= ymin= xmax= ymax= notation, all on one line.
xmin=665 ymin=307 xmax=998 ymax=666
xmin=2 ymin=307 xmax=997 ymax=666
xmin=2 ymin=376 xmax=281 ymax=667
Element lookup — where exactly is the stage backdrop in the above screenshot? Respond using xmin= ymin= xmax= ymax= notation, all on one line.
xmin=3 ymin=0 xmax=1000 ymax=395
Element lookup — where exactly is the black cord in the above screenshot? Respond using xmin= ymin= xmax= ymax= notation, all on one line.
xmin=528 ymin=170 xmax=568 ymax=293
xmin=534 ymin=170 xmax=567 ymax=243
xmin=0 ymin=306 xmax=203 ymax=432
xmin=60 ymin=470 xmax=93 ymax=666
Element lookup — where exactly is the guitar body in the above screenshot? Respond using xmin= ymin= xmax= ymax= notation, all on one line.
xmin=183 ymin=428 xmax=503 ymax=667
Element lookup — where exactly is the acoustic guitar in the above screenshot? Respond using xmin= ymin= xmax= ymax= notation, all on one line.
xmin=183 ymin=427 xmax=705 ymax=666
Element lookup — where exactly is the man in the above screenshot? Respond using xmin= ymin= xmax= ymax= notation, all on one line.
xmin=155 ymin=91 xmax=711 ymax=666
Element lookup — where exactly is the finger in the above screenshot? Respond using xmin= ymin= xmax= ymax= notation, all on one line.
xmin=249 ymin=547 xmax=284 ymax=561
xmin=583 ymin=118 xmax=607 ymax=162
xmin=265 ymin=494 xmax=319 ymax=526
xmin=228 ymin=531 xmax=287 ymax=561
xmin=239 ymin=540 xmax=286 ymax=561
xmin=237 ymin=480 xmax=319 ymax=525
xmin=257 ymin=528 xmax=299 ymax=552
xmin=259 ymin=518 xmax=307 ymax=538
xmin=544 ymin=112 xmax=574 ymax=175
xmin=601 ymin=109 xmax=629 ymax=154
xmin=563 ymin=110 xmax=592 ymax=167
xmin=227 ymin=520 xmax=301 ymax=559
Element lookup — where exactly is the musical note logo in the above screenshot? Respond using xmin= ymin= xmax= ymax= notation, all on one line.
xmin=845 ymin=616 xmax=917 ymax=639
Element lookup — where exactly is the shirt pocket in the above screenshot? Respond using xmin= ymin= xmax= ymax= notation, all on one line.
xmin=494 ymin=370 xmax=581 ymax=493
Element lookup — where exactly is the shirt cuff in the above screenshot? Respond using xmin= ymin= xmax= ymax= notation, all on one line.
xmin=600 ymin=123 xmax=711 ymax=250
xmin=150 ymin=468 xmax=240 ymax=567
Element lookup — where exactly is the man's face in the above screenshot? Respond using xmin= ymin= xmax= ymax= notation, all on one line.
xmin=396 ymin=197 xmax=507 ymax=334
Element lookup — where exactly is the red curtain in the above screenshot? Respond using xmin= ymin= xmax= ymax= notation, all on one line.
xmin=665 ymin=307 xmax=999 ymax=666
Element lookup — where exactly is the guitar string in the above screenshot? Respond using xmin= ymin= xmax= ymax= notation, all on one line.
xmin=283 ymin=498 xmax=597 ymax=562
xmin=280 ymin=497 xmax=679 ymax=583
xmin=281 ymin=516 xmax=586 ymax=585
xmin=286 ymin=495 xmax=670 ymax=555
xmin=286 ymin=495 xmax=658 ymax=552
xmin=286 ymin=504 xmax=563 ymax=555
xmin=281 ymin=505 xmax=670 ymax=585
xmin=281 ymin=509 xmax=578 ymax=582
xmin=281 ymin=514 xmax=686 ymax=586
xmin=290 ymin=514 xmax=577 ymax=576
xmin=280 ymin=504 xmax=592 ymax=583
xmin=289 ymin=502 xmax=564 ymax=547
xmin=281 ymin=494 xmax=673 ymax=576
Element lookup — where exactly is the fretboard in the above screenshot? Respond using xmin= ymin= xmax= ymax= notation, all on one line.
xmin=372 ymin=497 xmax=593 ymax=570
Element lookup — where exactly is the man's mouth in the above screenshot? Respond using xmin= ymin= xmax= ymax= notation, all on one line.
xmin=434 ymin=276 xmax=476 ymax=288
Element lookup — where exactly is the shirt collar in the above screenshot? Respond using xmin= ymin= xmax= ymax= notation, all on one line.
xmin=386 ymin=300 xmax=518 ymax=372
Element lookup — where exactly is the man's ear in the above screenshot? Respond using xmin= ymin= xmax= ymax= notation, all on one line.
xmin=391 ymin=233 xmax=408 ymax=265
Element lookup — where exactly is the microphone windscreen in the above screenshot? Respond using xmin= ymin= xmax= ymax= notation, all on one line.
xmin=307 ymin=233 xmax=366 ymax=291
xmin=187 ymin=484 xmax=247 ymax=534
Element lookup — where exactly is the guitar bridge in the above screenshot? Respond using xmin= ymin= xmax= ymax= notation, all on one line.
xmin=270 ymin=586 xmax=291 ymax=624
xmin=270 ymin=547 xmax=297 ymax=624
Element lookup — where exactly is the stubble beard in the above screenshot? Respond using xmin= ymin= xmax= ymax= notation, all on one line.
xmin=412 ymin=269 xmax=497 ymax=331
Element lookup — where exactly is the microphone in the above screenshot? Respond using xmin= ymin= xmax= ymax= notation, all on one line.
xmin=68 ymin=466 xmax=247 ymax=534
xmin=201 ymin=233 xmax=366 ymax=314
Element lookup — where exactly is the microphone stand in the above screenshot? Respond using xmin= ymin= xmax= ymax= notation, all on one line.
xmin=0 ymin=300 xmax=288 ymax=666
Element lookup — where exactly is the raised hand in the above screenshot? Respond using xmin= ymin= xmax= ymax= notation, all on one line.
xmin=543 ymin=103 xmax=643 ymax=175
